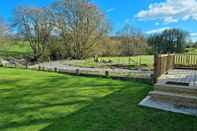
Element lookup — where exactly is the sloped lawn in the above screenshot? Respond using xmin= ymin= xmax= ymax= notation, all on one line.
xmin=0 ymin=42 xmax=31 ymax=59
xmin=0 ymin=68 xmax=197 ymax=131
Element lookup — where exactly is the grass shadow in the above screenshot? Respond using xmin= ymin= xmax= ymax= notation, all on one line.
xmin=41 ymin=82 xmax=197 ymax=131
xmin=0 ymin=68 xmax=197 ymax=131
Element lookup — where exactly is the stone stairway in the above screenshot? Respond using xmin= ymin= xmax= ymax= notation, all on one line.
xmin=149 ymin=91 xmax=197 ymax=108
xmin=155 ymin=83 xmax=197 ymax=95
xmin=139 ymin=77 xmax=197 ymax=116
xmin=151 ymin=83 xmax=197 ymax=108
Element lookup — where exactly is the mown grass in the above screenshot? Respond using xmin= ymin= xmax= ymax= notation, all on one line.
xmin=186 ymin=48 xmax=197 ymax=54
xmin=0 ymin=41 xmax=31 ymax=58
xmin=65 ymin=55 xmax=154 ymax=69
xmin=0 ymin=68 xmax=197 ymax=131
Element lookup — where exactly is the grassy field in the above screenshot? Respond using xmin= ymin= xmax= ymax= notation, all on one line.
xmin=0 ymin=41 xmax=154 ymax=68
xmin=0 ymin=68 xmax=197 ymax=131
xmin=0 ymin=41 xmax=31 ymax=58
xmin=0 ymin=41 xmax=196 ymax=70
xmin=186 ymin=48 xmax=197 ymax=54
xmin=64 ymin=55 xmax=154 ymax=69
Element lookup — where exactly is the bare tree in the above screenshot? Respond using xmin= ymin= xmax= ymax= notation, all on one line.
xmin=13 ymin=6 xmax=53 ymax=61
xmin=12 ymin=0 xmax=109 ymax=61
xmin=117 ymin=23 xmax=147 ymax=56
xmin=0 ymin=17 xmax=9 ymax=43
xmin=49 ymin=0 xmax=109 ymax=59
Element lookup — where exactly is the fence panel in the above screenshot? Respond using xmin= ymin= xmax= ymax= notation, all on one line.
xmin=154 ymin=53 xmax=197 ymax=83
xmin=175 ymin=54 xmax=197 ymax=69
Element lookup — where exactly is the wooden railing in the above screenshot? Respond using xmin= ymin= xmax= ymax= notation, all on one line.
xmin=175 ymin=54 xmax=197 ymax=69
xmin=154 ymin=53 xmax=197 ymax=83
xmin=154 ymin=54 xmax=175 ymax=82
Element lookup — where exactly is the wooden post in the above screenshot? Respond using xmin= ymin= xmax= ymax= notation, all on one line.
xmin=76 ymin=69 xmax=80 ymax=75
xmin=153 ymin=54 xmax=159 ymax=83
xmin=54 ymin=67 xmax=57 ymax=72
xmin=105 ymin=71 xmax=109 ymax=77
xmin=25 ymin=63 xmax=28 ymax=69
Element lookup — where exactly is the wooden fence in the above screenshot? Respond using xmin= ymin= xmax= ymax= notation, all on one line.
xmin=154 ymin=54 xmax=175 ymax=82
xmin=154 ymin=53 xmax=197 ymax=83
xmin=174 ymin=54 xmax=197 ymax=69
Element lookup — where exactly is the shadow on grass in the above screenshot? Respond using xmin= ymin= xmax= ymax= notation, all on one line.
xmin=0 ymin=71 xmax=144 ymax=130
xmin=0 ymin=70 xmax=197 ymax=131
xmin=41 ymin=86 xmax=148 ymax=131
xmin=40 ymin=84 xmax=197 ymax=131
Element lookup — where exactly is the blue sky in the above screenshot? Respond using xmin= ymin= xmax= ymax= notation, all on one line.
xmin=1 ymin=0 xmax=197 ymax=41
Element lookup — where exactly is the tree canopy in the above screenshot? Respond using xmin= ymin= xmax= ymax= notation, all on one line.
xmin=12 ymin=0 xmax=109 ymax=61
xmin=147 ymin=28 xmax=189 ymax=54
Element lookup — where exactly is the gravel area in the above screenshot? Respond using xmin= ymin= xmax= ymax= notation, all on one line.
xmin=29 ymin=61 xmax=153 ymax=79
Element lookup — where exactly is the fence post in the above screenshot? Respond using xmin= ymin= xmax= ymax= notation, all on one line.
xmin=54 ymin=67 xmax=57 ymax=72
xmin=153 ymin=54 xmax=159 ymax=83
xmin=105 ymin=71 xmax=109 ymax=77
xmin=25 ymin=63 xmax=28 ymax=69
xmin=76 ymin=69 xmax=80 ymax=75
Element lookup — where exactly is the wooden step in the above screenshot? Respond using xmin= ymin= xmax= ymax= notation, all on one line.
xmin=155 ymin=83 xmax=197 ymax=96
xmin=149 ymin=91 xmax=197 ymax=108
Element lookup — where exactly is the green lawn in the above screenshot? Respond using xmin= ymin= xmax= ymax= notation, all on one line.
xmin=186 ymin=48 xmax=197 ymax=54
xmin=64 ymin=55 xmax=154 ymax=69
xmin=0 ymin=41 xmax=31 ymax=58
xmin=0 ymin=68 xmax=197 ymax=131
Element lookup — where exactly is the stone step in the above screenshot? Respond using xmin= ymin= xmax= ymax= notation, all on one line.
xmin=155 ymin=83 xmax=197 ymax=96
xmin=149 ymin=91 xmax=197 ymax=108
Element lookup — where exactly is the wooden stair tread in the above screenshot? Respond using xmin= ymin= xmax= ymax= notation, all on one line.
xmin=155 ymin=83 xmax=197 ymax=89
xmin=149 ymin=91 xmax=197 ymax=100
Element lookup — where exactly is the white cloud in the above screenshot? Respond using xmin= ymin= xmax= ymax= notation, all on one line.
xmin=155 ymin=22 xmax=160 ymax=26
xmin=124 ymin=18 xmax=130 ymax=23
xmin=164 ymin=17 xmax=178 ymax=23
xmin=191 ymin=33 xmax=197 ymax=36
xmin=106 ymin=8 xmax=115 ymax=13
xmin=146 ymin=27 xmax=170 ymax=34
xmin=190 ymin=32 xmax=197 ymax=42
xmin=136 ymin=0 xmax=197 ymax=23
